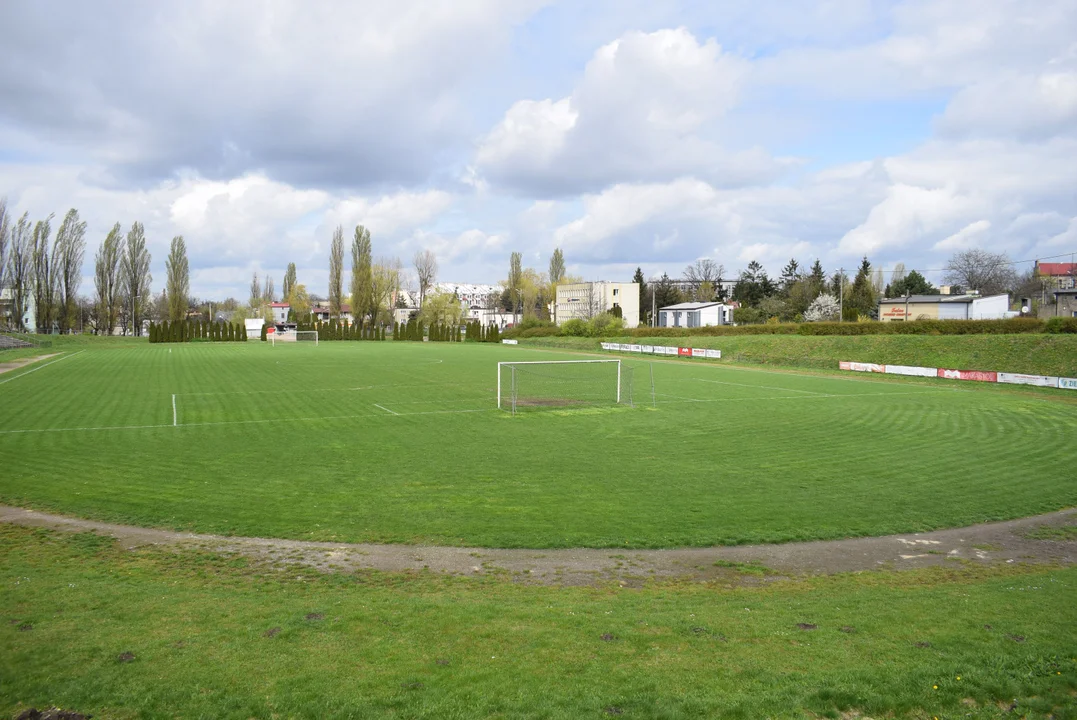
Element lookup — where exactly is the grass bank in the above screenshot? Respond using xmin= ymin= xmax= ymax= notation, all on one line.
xmin=520 ymin=333 xmax=1077 ymax=378
xmin=2 ymin=525 xmax=1076 ymax=719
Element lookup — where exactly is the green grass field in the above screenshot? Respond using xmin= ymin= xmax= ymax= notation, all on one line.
xmin=2 ymin=341 xmax=1075 ymax=548
xmin=3 ymin=525 xmax=1076 ymax=720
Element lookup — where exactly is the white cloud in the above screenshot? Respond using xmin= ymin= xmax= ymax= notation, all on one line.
xmin=475 ymin=28 xmax=786 ymax=195
xmin=933 ymin=220 xmax=992 ymax=251
xmin=936 ymin=72 xmax=1077 ymax=140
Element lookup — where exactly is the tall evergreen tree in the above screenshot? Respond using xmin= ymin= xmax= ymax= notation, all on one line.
xmin=282 ymin=262 xmax=297 ymax=300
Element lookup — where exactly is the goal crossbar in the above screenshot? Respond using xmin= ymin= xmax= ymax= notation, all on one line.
xmin=497 ymin=359 xmax=624 ymax=412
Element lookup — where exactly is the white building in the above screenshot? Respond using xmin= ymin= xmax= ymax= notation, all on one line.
xmin=434 ymin=282 xmax=500 ymax=308
xmin=554 ymin=282 xmax=640 ymax=328
xmin=270 ymin=302 xmax=290 ymax=324
xmin=658 ymin=301 xmax=735 ymax=328
xmin=0 ymin=289 xmax=35 ymax=331
xmin=877 ymin=294 xmax=1011 ymax=321
xmin=244 ymin=318 xmax=265 ymax=339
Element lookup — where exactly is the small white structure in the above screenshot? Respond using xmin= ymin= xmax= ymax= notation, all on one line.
xmin=244 ymin=318 xmax=265 ymax=339
xmin=658 ymin=301 xmax=734 ymax=328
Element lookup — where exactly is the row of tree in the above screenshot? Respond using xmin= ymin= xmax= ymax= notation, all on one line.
xmin=464 ymin=320 xmax=502 ymax=342
xmin=150 ymin=320 xmax=247 ymax=343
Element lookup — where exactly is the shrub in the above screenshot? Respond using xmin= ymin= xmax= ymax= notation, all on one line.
xmin=260 ymin=324 xmax=268 ymax=341
xmin=562 ymin=318 xmax=588 ymax=337
xmin=1045 ymin=316 xmax=1077 ymax=334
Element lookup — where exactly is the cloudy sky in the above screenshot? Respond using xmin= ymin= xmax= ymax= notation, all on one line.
xmin=2 ymin=0 xmax=1076 ymax=299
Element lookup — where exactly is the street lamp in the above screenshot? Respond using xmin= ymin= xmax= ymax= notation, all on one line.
xmin=904 ymin=289 xmax=911 ymax=323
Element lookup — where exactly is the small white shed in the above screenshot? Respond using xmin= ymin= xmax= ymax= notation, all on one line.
xmin=244 ymin=318 xmax=265 ymax=339
xmin=658 ymin=302 xmax=734 ymax=328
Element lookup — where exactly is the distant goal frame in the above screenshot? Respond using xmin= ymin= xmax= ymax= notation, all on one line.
xmin=497 ymin=359 xmax=623 ymax=413
xmin=270 ymin=330 xmax=319 ymax=346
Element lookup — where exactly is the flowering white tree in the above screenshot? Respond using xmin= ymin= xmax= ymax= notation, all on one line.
xmin=803 ymin=293 xmax=840 ymax=322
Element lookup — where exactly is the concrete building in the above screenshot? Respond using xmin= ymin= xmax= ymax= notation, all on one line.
xmin=553 ymin=282 xmax=640 ymax=328
xmin=657 ymin=301 xmax=735 ymax=328
xmin=244 ymin=318 xmax=265 ymax=339
xmin=433 ymin=282 xmax=500 ymax=308
xmin=270 ymin=302 xmax=290 ymax=324
xmin=0 ymin=289 xmax=35 ymax=331
xmin=878 ymin=294 xmax=1011 ymax=321
xmin=1038 ymin=289 xmax=1077 ymax=318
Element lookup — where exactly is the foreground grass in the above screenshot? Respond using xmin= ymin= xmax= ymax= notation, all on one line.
xmin=522 ymin=334 xmax=1077 ymax=378
xmin=2 ymin=525 xmax=1075 ymax=719
xmin=2 ymin=341 xmax=1076 ymax=548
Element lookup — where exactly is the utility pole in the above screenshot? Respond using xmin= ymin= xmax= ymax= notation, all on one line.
xmin=838 ymin=268 xmax=844 ymax=322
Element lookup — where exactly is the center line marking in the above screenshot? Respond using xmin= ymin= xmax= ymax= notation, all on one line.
xmin=373 ymin=403 xmax=399 ymax=416
xmin=172 ymin=394 xmax=178 ymax=426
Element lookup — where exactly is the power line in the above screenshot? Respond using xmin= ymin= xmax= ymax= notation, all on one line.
xmin=869 ymin=250 xmax=1077 ymax=275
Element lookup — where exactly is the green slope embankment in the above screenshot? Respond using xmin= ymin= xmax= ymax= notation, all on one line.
xmin=519 ymin=333 xmax=1077 ymax=378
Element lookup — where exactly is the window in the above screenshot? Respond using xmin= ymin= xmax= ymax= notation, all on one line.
xmin=613 ymin=288 xmax=619 ymax=296
xmin=613 ymin=302 xmax=620 ymax=308
xmin=687 ymin=311 xmax=700 ymax=328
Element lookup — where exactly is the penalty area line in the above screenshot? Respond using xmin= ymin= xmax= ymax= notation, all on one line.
xmin=373 ymin=403 xmax=400 ymax=416
xmin=172 ymin=394 xmax=178 ymax=426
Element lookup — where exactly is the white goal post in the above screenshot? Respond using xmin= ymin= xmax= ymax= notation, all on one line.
xmin=270 ymin=330 xmax=319 ymax=346
xmin=497 ymin=359 xmax=629 ymax=414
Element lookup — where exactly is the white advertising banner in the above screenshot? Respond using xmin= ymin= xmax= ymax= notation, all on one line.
xmin=600 ymin=342 xmax=612 ymax=350
xmin=501 ymin=339 xmax=518 ymax=345
xmin=1059 ymin=377 xmax=1077 ymax=390
xmin=997 ymin=372 xmax=1059 ymax=388
xmin=627 ymin=344 xmax=642 ymax=353
xmin=691 ymin=348 xmax=706 ymax=358
xmin=884 ymin=365 xmax=938 ymax=378
xmin=641 ymin=345 xmax=654 ymax=354
xmin=840 ymin=361 xmax=885 ymax=373
xmin=704 ymin=349 xmax=722 ymax=359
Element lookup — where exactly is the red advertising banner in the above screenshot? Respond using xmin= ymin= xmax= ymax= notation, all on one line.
xmin=937 ymin=368 xmax=997 ymax=383
xmin=678 ymin=347 xmax=692 ymax=357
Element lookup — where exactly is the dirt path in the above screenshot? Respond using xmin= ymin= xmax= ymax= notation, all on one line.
xmin=0 ymin=353 xmax=59 ymax=375
xmin=1 ymin=505 xmax=1073 ymax=586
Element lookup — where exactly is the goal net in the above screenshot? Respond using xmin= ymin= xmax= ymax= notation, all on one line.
xmin=270 ymin=330 xmax=319 ymax=345
xmin=498 ymin=360 xmax=632 ymax=413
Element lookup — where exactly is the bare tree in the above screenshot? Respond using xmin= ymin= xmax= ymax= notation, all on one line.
xmin=508 ymin=251 xmax=522 ymax=324
xmin=262 ymin=276 xmax=275 ymax=305
xmin=9 ymin=213 xmax=33 ymax=330
xmin=682 ymin=258 xmax=724 ymax=302
xmin=122 ymin=222 xmax=152 ymax=336
xmin=250 ymin=272 xmax=261 ymax=310
xmin=0 ymin=198 xmax=9 ymax=298
xmin=413 ymin=249 xmax=438 ymax=308
xmin=944 ymin=249 xmax=1017 ymax=295
xmin=55 ymin=209 xmax=87 ymax=333
xmin=166 ymin=235 xmax=190 ymax=323
xmin=94 ymin=223 xmax=124 ymax=335
xmin=350 ymin=225 xmax=372 ymax=322
xmin=32 ymin=214 xmax=57 ymax=332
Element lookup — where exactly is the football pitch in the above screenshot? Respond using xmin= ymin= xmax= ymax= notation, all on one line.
xmin=1 ymin=341 xmax=1075 ymax=548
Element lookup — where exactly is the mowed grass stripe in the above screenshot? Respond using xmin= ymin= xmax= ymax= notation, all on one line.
xmin=1 ymin=341 xmax=1074 ymax=548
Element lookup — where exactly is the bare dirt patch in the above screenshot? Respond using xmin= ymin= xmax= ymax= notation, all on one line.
xmin=15 ymin=708 xmax=90 ymax=720
xmin=0 ymin=353 xmax=60 ymax=375
xmin=0 ymin=505 xmax=1073 ymax=587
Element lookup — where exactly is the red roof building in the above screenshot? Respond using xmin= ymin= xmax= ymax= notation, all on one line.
xmin=1035 ymin=261 xmax=1077 ymax=290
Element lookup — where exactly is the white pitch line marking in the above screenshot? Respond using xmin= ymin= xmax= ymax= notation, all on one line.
xmin=0 ymin=350 xmax=85 ymax=386
xmin=373 ymin=403 xmax=400 ymax=416
xmin=0 ymin=407 xmax=493 ymax=435
xmin=172 ymin=394 xmax=178 ymax=426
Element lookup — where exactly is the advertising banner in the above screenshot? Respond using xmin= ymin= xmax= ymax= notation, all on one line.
xmin=691 ymin=348 xmax=706 ymax=358
xmin=501 ymin=339 xmax=518 ymax=345
xmin=626 ymin=344 xmax=642 ymax=353
xmin=678 ymin=347 xmax=692 ymax=357
xmin=937 ymin=368 xmax=997 ymax=382
xmin=641 ymin=345 xmax=654 ymax=354
xmin=600 ymin=342 xmax=611 ymax=350
xmin=1059 ymin=377 xmax=1077 ymax=390
xmin=840 ymin=361 xmax=885 ymax=373
xmin=656 ymin=346 xmax=675 ymax=355
xmin=704 ymin=349 xmax=722 ymax=359
xmin=997 ymin=373 xmax=1059 ymax=388
xmin=884 ymin=365 xmax=938 ymax=377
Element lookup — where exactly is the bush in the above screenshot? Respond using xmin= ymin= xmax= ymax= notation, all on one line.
xmin=1045 ymin=316 xmax=1077 ymax=334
